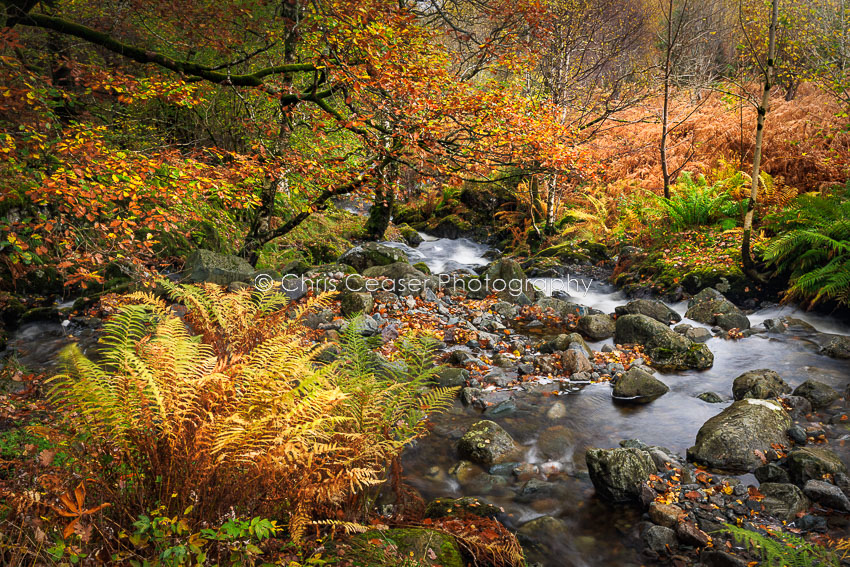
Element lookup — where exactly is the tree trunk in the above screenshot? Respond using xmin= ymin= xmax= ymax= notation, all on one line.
xmin=660 ymin=0 xmax=674 ymax=200
xmin=364 ymin=161 xmax=397 ymax=240
xmin=742 ymin=0 xmax=778 ymax=283
xmin=545 ymin=173 xmax=558 ymax=235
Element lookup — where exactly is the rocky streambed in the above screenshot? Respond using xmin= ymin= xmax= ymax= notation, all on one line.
xmin=3 ymin=235 xmax=850 ymax=567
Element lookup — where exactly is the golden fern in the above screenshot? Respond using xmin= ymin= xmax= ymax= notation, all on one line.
xmin=47 ymin=283 xmax=456 ymax=544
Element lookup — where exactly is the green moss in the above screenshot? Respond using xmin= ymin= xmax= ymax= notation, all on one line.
xmin=339 ymin=528 xmax=464 ymax=567
xmin=413 ymin=262 xmax=431 ymax=275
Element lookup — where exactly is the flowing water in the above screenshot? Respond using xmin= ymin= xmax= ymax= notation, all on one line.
xmin=3 ymin=235 xmax=849 ymax=566
xmin=389 ymin=235 xmax=850 ymax=567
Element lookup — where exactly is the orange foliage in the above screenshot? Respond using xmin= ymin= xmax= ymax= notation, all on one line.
xmin=586 ymin=84 xmax=850 ymax=194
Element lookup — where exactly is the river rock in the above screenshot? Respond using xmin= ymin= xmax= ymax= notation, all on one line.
xmin=697 ymin=392 xmax=724 ymax=403
xmin=614 ymin=314 xmax=713 ymax=370
xmin=340 ymin=291 xmax=374 ymax=317
xmin=787 ymin=447 xmax=847 ymax=485
xmin=803 ymin=480 xmax=850 ymax=512
xmin=755 ymin=463 xmax=790 ymax=484
xmin=792 ymin=379 xmax=839 ymax=409
xmin=480 ymin=258 xmax=535 ymax=304
xmin=576 ymin=313 xmax=616 ymax=340
xmin=338 ymin=242 xmax=409 ymax=272
xmin=540 ymin=332 xmax=591 ymax=357
xmin=615 ymin=299 xmax=682 ymax=324
xmin=516 ymin=516 xmax=569 ymax=562
xmin=562 ymin=349 xmax=592 ymax=375
xmin=821 ymin=335 xmax=850 ymax=359
xmin=643 ymin=525 xmax=677 ymax=554
xmin=355 ymin=528 xmax=463 ymax=567
xmin=759 ymin=483 xmax=810 ymax=521
xmin=685 ymin=327 xmax=712 ymax=343
xmin=685 ymin=288 xmax=750 ymax=331
xmin=586 ymin=447 xmax=655 ymax=503
xmin=687 ymin=399 xmax=791 ymax=472
xmin=184 ymin=249 xmax=256 ymax=285
xmin=424 ymin=496 xmax=501 ymax=519
xmin=649 ymin=502 xmax=685 ymax=528
xmin=612 ymin=367 xmax=669 ymax=403
xmin=457 ymin=420 xmax=521 ymax=467
xmin=434 ymin=367 xmax=469 ymax=388
xmin=731 ymin=369 xmax=790 ymax=400
xmin=536 ymin=425 xmax=576 ymax=460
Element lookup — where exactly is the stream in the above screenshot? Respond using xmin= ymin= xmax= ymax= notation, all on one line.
xmin=385 ymin=236 xmax=850 ymax=567
xmin=3 ymin=235 xmax=849 ymax=567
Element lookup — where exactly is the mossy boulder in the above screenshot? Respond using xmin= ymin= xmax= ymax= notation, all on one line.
xmin=615 ymin=299 xmax=681 ymax=325
xmin=457 ymin=420 xmax=521 ymax=467
xmin=340 ymin=292 xmax=374 ymax=317
xmin=576 ymin=313 xmax=615 ymax=340
xmin=397 ymin=224 xmax=423 ymax=247
xmin=731 ymin=369 xmax=791 ymax=401
xmin=586 ymin=447 xmax=656 ymax=503
xmin=792 ymin=380 xmax=840 ymax=409
xmin=430 ymin=214 xmax=472 ymax=239
xmin=787 ymin=447 xmax=848 ymax=485
xmin=759 ymin=483 xmax=810 ymax=521
xmin=821 ymin=335 xmax=850 ymax=359
xmin=481 ymin=259 xmax=535 ymax=304
xmin=338 ymin=242 xmax=409 ymax=272
xmin=685 ymin=288 xmax=750 ymax=331
xmin=614 ymin=314 xmax=713 ymax=370
xmin=687 ymin=399 xmax=791 ymax=472
xmin=612 ymin=367 xmax=669 ymax=403
xmin=184 ymin=249 xmax=256 ymax=286
xmin=424 ymin=497 xmax=501 ymax=519
xmin=349 ymin=529 xmax=463 ymax=567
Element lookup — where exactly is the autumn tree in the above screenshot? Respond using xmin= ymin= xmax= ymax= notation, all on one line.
xmin=1 ymin=0 xmax=585 ymax=286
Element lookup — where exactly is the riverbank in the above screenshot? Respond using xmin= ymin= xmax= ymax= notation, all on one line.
xmin=2 ymin=232 xmax=849 ymax=566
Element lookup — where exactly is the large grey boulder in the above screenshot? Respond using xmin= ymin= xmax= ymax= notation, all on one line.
xmin=759 ymin=483 xmax=810 ymax=521
xmin=576 ymin=313 xmax=616 ymax=340
xmin=586 ymin=447 xmax=655 ymax=503
xmin=613 ymin=367 xmax=669 ymax=403
xmin=615 ymin=299 xmax=681 ymax=325
xmin=457 ymin=420 xmax=521 ymax=467
xmin=687 ymin=399 xmax=791 ymax=472
xmin=184 ymin=249 xmax=256 ymax=286
xmin=338 ymin=242 xmax=409 ymax=272
xmin=787 ymin=447 xmax=848 ymax=485
xmin=685 ymin=288 xmax=750 ymax=331
xmin=731 ymin=369 xmax=791 ymax=401
xmin=615 ymin=314 xmax=713 ymax=370
xmin=792 ymin=380 xmax=840 ymax=409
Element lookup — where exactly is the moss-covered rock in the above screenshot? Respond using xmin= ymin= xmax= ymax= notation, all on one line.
xmin=612 ymin=367 xmax=669 ymax=403
xmin=787 ymin=447 xmax=847 ymax=485
xmin=346 ymin=528 xmax=463 ymax=567
xmin=614 ymin=299 xmax=681 ymax=325
xmin=398 ymin=224 xmax=424 ymax=247
xmin=457 ymin=420 xmax=521 ymax=467
xmin=732 ymin=369 xmax=790 ymax=401
xmin=412 ymin=261 xmax=431 ymax=275
xmin=614 ymin=314 xmax=713 ymax=370
xmin=339 ymin=242 xmax=409 ymax=272
xmin=184 ymin=249 xmax=256 ymax=286
xmin=586 ymin=447 xmax=655 ymax=502
xmin=424 ymin=497 xmax=501 ymax=519
xmin=687 ymin=399 xmax=791 ymax=472
xmin=685 ymin=288 xmax=750 ymax=330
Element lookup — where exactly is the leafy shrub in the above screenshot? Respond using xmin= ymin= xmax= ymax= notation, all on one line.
xmin=47 ymin=283 xmax=455 ymax=547
xmin=764 ymin=186 xmax=850 ymax=307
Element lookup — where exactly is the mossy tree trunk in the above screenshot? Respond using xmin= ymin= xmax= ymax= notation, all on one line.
xmin=363 ymin=160 xmax=398 ymax=241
